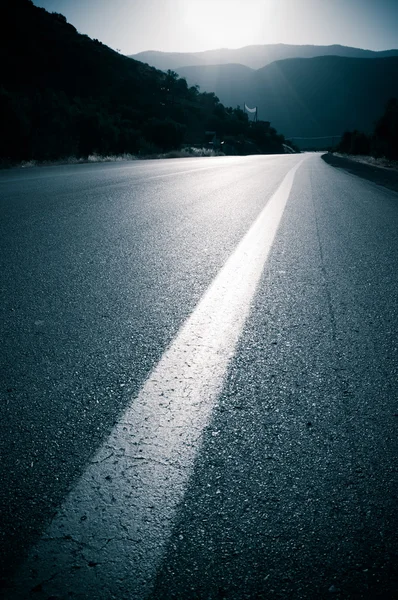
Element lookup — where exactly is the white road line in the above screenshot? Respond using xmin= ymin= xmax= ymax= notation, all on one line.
xmin=12 ymin=158 xmax=305 ymax=599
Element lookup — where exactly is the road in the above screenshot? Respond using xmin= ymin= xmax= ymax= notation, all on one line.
xmin=0 ymin=154 xmax=397 ymax=599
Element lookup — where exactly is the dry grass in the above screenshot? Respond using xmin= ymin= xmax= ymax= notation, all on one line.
xmin=334 ymin=153 xmax=398 ymax=171
xmin=1 ymin=148 xmax=224 ymax=170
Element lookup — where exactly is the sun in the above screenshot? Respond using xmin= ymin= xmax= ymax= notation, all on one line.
xmin=181 ymin=0 xmax=268 ymax=51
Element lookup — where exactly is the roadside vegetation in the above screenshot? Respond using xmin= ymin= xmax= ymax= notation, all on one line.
xmin=12 ymin=147 xmax=227 ymax=170
xmin=335 ymin=98 xmax=398 ymax=162
xmin=0 ymin=0 xmax=297 ymax=167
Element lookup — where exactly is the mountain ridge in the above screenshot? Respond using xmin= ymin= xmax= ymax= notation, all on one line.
xmin=130 ymin=43 xmax=398 ymax=71
xmin=176 ymin=55 xmax=398 ymax=147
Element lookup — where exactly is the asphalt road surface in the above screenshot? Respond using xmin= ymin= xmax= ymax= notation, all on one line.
xmin=1 ymin=154 xmax=397 ymax=599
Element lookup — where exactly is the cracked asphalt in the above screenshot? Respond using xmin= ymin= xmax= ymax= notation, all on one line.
xmin=1 ymin=154 xmax=397 ymax=599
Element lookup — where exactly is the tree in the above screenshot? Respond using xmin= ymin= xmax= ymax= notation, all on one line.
xmin=336 ymin=130 xmax=370 ymax=155
xmin=144 ymin=118 xmax=186 ymax=151
xmin=373 ymin=98 xmax=398 ymax=159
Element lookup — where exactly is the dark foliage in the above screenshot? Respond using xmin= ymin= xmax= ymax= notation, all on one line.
xmin=373 ymin=98 xmax=398 ymax=159
xmin=0 ymin=0 xmax=292 ymax=162
xmin=336 ymin=98 xmax=398 ymax=160
xmin=336 ymin=130 xmax=371 ymax=155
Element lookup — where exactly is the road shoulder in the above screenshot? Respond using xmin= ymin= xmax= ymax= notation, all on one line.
xmin=321 ymin=152 xmax=398 ymax=194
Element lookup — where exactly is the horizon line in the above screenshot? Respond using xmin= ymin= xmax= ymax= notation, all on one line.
xmin=127 ymin=41 xmax=398 ymax=57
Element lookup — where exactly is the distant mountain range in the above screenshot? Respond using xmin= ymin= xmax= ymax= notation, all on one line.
xmin=129 ymin=44 xmax=398 ymax=71
xmin=176 ymin=56 xmax=398 ymax=142
xmin=130 ymin=45 xmax=398 ymax=147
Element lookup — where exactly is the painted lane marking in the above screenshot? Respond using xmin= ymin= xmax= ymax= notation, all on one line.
xmin=12 ymin=158 xmax=305 ymax=599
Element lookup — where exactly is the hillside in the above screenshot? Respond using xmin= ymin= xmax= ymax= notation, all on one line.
xmin=0 ymin=0 xmax=293 ymax=162
xmin=176 ymin=56 xmax=398 ymax=147
xmin=130 ymin=43 xmax=398 ymax=71
xmin=128 ymin=50 xmax=208 ymax=71
xmin=177 ymin=64 xmax=255 ymax=102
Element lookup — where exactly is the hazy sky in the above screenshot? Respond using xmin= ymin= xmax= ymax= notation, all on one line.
xmin=33 ymin=0 xmax=398 ymax=55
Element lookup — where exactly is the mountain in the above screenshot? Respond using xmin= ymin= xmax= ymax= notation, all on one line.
xmin=0 ymin=0 xmax=293 ymax=162
xmin=128 ymin=50 xmax=208 ymax=71
xmin=177 ymin=64 xmax=255 ymax=101
xmin=130 ymin=44 xmax=398 ymax=71
xmin=176 ymin=56 xmax=398 ymax=147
